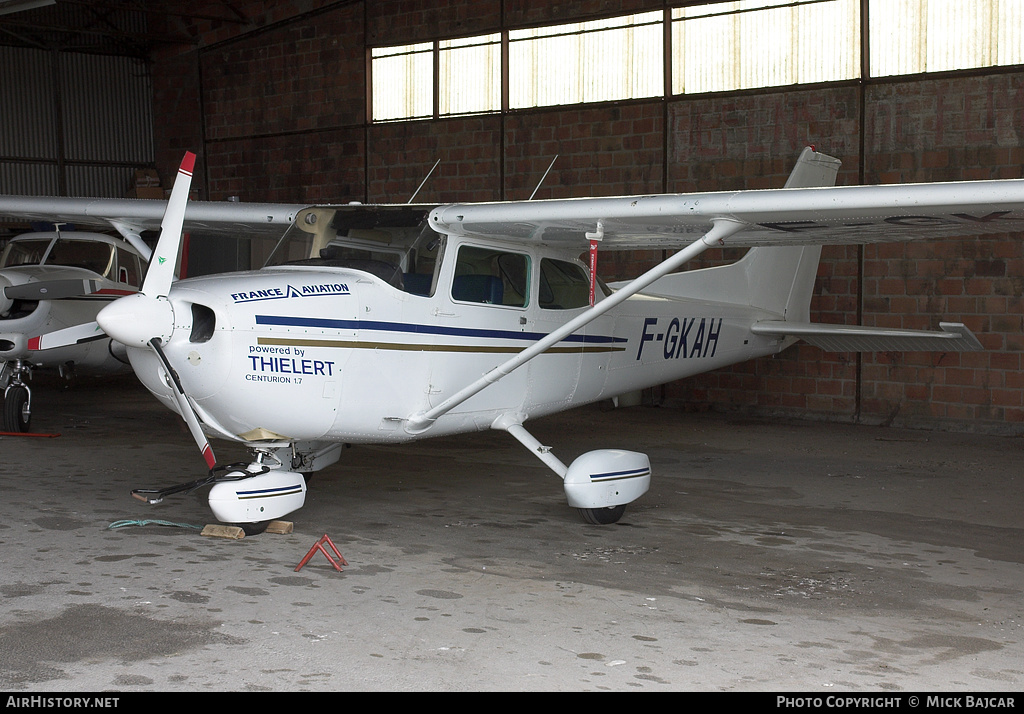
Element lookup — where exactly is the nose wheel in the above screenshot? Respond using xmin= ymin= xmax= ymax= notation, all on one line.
xmin=2 ymin=361 xmax=32 ymax=432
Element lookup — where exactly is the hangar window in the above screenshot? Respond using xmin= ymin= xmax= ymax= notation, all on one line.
xmin=869 ymin=0 xmax=1024 ymax=76
xmin=671 ymin=0 xmax=859 ymax=94
xmin=371 ymin=34 xmax=501 ymax=122
xmin=508 ymin=11 xmax=663 ymax=109
xmin=439 ymin=34 xmax=502 ymax=116
xmin=371 ymin=43 xmax=433 ymax=122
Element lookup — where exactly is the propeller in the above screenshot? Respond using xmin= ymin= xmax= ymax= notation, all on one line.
xmin=4 ymin=279 xmax=104 ymax=301
xmin=93 ymin=152 xmax=217 ymax=469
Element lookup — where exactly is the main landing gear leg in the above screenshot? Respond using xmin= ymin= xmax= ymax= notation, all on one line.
xmin=493 ymin=414 xmax=650 ymax=525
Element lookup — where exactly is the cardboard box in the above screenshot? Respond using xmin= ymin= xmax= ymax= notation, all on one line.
xmin=127 ymin=168 xmax=163 ymax=198
xmin=133 ymin=169 xmax=161 ymax=187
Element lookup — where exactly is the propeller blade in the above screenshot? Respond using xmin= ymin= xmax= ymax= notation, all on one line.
xmin=96 ymin=150 xmax=194 ymax=348
xmin=93 ymin=151 xmax=214 ymax=470
xmin=150 ymin=338 xmax=216 ymax=469
xmin=141 ymin=151 xmax=195 ymax=298
xmin=28 ymin=321 xmax=104 ymax=351
xmin=5 ymin=279 xmax=102 ymax=301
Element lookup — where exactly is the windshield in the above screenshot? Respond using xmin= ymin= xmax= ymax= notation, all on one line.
xmin=0 ymin=238 xmax=54 ymax=268
xmin=0 ymin=237 xmax=115 ymax=277
xmin=261 ymin=205 xmax=446 ymax=296
xmin=45 ymin=239 xmax=115 ymax=275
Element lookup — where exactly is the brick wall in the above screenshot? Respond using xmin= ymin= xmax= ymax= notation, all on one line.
xmin=149 ymin=0 xmax=1024 ymax=433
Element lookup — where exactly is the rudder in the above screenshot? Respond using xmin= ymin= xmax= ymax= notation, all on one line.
xmin=739 ymin=147 xmax=841 ymax=320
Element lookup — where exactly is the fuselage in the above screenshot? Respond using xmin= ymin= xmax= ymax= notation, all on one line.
xmin=128 ymin=231 xmax=787 ymax=449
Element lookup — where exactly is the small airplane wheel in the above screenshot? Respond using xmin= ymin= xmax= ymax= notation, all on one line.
xmin=235 ymin=521 xmax=270 ymax=536
xmin=3 ymin=386 xmax=31 ymax=433
xmin=576 ymin=504 xmax=626 ymax=525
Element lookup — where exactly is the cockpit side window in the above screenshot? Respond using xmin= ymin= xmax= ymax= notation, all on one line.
xmin=539 ymin=258 xmax=591 ymax=309
xmin=403 ymin=231 xmax=445 ymax=297
xmin=452 ymin=245 xmax=530 ymax=307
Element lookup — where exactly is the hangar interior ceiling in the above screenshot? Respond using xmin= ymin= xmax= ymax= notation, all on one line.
xmin=0 ymin=0 xmax=243 ymax=56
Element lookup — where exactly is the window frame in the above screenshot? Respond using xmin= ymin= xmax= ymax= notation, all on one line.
xmin=368 ymin=0 xmax=1024 ymax=123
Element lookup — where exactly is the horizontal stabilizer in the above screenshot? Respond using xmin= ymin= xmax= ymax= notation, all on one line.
xmin=751 ymin=321 xmax=982 ymax=352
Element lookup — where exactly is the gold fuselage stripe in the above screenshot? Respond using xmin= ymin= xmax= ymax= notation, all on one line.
xmin=256 ymin=336 xmax=624 ymax=354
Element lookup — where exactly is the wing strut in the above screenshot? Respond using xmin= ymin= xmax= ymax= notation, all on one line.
xmin=404 ymin=218 xmax=747 ymax=434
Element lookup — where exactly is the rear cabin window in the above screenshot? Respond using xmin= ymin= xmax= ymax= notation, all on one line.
xmin=452 ymin=245 xmax=530 ymax=307
xmin=116 ymin=247 xmax=142 ymax=287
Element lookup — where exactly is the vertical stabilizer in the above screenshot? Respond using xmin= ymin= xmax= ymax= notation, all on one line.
xmin=645 ymin=148 xmax=842 ymax=318
xmin=739 ymin=147 xmax=841 ymax=320
xmin=781 ymin=146 xmax=844 ymax=190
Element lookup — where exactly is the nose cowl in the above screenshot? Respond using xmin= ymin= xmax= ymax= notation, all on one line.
xmin=97 ymin=293 xmax=174 ymax=347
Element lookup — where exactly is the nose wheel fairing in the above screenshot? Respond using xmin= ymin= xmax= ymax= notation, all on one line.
xmin=207 ymin=466 xmax=307 ymax=525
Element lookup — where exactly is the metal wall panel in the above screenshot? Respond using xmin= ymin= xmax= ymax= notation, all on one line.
xmin=59 ymin=53 xmax=154 ymax=164
xmin=0 ymin=46 xmax=59 ymax=159
xmin=0 ymin=161 xmax=60 ymax=196
xmin=0 ymin=45 xmax=154 ymax=198
xmin=65 ymin=164 xmax=139 ymax=199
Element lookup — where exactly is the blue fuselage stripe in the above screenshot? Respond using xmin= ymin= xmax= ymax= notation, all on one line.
xmin=255 ymin=315 xmax=626 ymax=345
xmin=590 ymin=467 xmax=651 ymax=481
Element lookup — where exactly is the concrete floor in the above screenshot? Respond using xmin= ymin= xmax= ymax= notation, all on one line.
xmin=1 ymin=373 xmax=1022 ymax=692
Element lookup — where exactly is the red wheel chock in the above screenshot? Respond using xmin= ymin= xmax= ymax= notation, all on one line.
xmin=295 ymin=534 xmax=348 ymax=572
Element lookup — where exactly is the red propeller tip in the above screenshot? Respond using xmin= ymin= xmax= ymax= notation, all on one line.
xmin=202 ymin=445 xmax=216 ymax=469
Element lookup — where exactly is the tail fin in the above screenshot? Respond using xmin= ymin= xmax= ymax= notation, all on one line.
xmin=739 ymin=147 xmax=841 ymax=320
xmin=646 ymin=147 xmax=841 ymax=320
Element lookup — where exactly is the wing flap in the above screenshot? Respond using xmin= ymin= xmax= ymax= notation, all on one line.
xmin=751 ymin=321 xmax=983 ymax=353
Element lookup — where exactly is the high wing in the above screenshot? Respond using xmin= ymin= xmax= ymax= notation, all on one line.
xmin=428 ymin=177 xmax=1024 ymax=249
xmin=0 ymin=195 xmax=307 ymax=260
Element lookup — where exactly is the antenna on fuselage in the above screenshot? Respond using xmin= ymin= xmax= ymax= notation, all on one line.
xmin=529 ymin=155 xmax=558 ymax=200
xmin=407 ymin=159 xmax=440 ymax=204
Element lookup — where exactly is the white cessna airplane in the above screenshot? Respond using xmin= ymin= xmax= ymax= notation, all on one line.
xmin=9 ymin=147 xmax=1024 ymax=532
